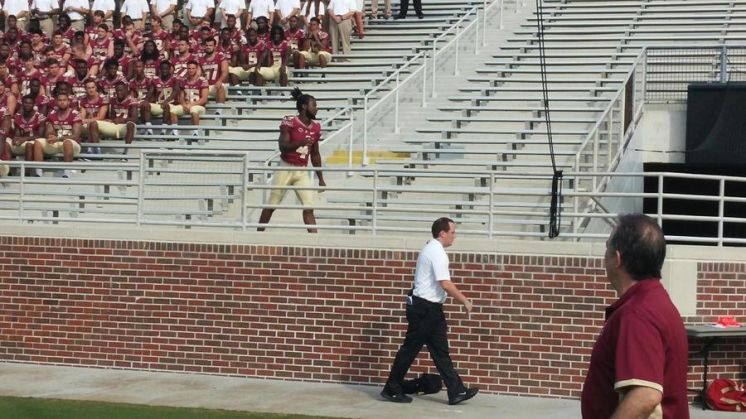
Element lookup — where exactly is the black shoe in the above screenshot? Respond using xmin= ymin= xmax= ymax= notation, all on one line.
xmin=394 ymin=14 xmax=406 ymax=19
xmin=448 ymin=388 xmax=479 ymax=405
xmin=416 ymin=12 xmax=424 ymax=19
xmin=381 ymin=389 xmax=413 ymax=403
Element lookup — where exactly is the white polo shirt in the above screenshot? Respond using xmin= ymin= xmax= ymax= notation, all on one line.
xmin=3 ymin=0 xmax=30 ymax=17
xmin=186 ymin=0 xmax=215 ymax=18
xmin=218 ymin=0 xmax=245 ymax=16
xmin=91 ymin=0 xmax=115 ymax=14
xmin=327 ymin=0 xmax=357 ymax=16
xmin=275 ymin=0 xmax=300 ymax=18
xmin=32 ymin=0 xmax=59 ymax=13
xmin=248 ymin=0 xmax=274 ymax=19
xmin=412 ymin=239 xmax=450 ymax=304
xmin=64 ymin=0 xmax=89 ymax=21
xmin=121 ymin=0 xmax=150 ymax=19
xmin=153 ymin=0 xmax=178 ymax=16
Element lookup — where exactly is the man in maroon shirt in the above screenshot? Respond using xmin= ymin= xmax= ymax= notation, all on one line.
xmin=581 ymin=214 xmax=689 ymax=419
xmin=93 ymin=81 xmax=137 ymax=147
xmin=9 ymin=95 xmax=46 ymax=164
xmin=257 ymin=88 xmax=325 ymax=233
xmin=172 ymin=60 xmax=208 ymax=136
xmin=199 ymin=38 xmax=228 ymax=105
xmin=33 ymin=92 xmax=82 ymax=177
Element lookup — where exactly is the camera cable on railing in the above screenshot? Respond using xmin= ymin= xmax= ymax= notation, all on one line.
xmin=535 ymin=0 xmax=562 ymax=238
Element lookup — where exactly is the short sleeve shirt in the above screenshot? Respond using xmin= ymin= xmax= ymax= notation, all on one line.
xmin=412 ymin=239 xmax=450 ymax=303
xmin=240 ymin=41 xmax=265 ymax=66
xmin=248 ymin=0 xmax=274 ymax=19
xmin=279 ymin=115 xmax=321 ymax=166
xmin=581 ymin=279 xmax=690 ymax=419
xmin=186 ymin=0 xmax=214 ymax=17
xmin=13 ymin=112 xmax=46 ymax=137
xmin=48 ymin=109 xmax=82 ymax=137
xmin=80 ymin=95 xmax=109 ymax=119
xmin=181 ymin=77 xmax=208 ymax=103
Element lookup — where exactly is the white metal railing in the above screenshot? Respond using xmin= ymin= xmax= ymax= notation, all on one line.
xmin=358 ymin=0 xmax=512 ymax=165
xmin=4 ymin=166 xmax=746 ymax=245
xmin=572 ymin=48 xmax=647 ymax=233
xmin=361 ymin=50 xmax=428 ymax=165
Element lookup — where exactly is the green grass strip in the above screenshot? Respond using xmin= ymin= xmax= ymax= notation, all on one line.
xmin=0 ymin=396 xmax=337 ymax=419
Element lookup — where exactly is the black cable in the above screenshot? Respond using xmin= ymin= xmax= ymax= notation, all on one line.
xmin=535 ymin=0 xmax=562 ymax=238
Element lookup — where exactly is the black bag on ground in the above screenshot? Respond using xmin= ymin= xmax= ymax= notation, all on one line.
xmin=401 ymin=373 xmax=443 ymax=395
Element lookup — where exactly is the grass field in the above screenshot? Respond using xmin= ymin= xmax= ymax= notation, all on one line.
xmin=0 ymin=396 xmax=337 ymax=419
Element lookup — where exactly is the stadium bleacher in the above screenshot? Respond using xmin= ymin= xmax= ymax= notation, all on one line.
xmin=2 ymin=0 xmax=746 ymax=239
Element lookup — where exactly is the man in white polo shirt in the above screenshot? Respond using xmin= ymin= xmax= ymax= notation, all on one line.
xmin=120 ymin=0 xmax=150 ymax=30
xmin=62 ymin=0 xmax=89 ymax=30
xmin=91 ymin=0 xmax=115 ymax=26
xmin=185 ymin=0 xmax=214 ymax=29
xmin=381 ymin=217 xmax=479 ymax=406
xmin=326 ymin=0 xmax=355 ymax=55
xmin=151 ymin=0 xmax=178 ymax=30
xmin=31 ymin=0 xmax=59 ymax=36
xmin=3 ymin=0 xmax=31 ymax=30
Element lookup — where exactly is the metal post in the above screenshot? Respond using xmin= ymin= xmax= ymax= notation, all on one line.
xmin=720 ymin=45 xmax=728 ymax=83
xmin=475 ymin=9 xmax=480 ymax=54
xmin=137 ymin=152 xmax=146 ymax=226
xmin=592 ymin=130 xmax=599 ymax=191
xmin=362 ymin=96 xmax=369 ymax=166
xmin=499 ymin=0 xmax=504 ymax=29
xmin=372 ymin=170 xmax=378 ymax=234
xmin=488 ymin=173 xmax=494 ymax=238
xmin=241 ymin=153 xmax=249 ymax=231
xmin=454 ymin=26 xmax=460 ymax=76
xmin=608 ymin=105 xmax=614 ymax=170
xmin=641 ymin=49 xmax=648 ymax=103
xmin=19 ymin=162 xmax=25 ymax=222
xmin=483 ymin=0 xmax=488 ymax=45
xmin=431 ymin=43 xmax=438 ymax=98
xmin=572 ymin=156 xmax=580 ymax=235
xmin=394 ymin=71 xmax=400 ymax=134
xmin=421 ymin=53 xmax=427 ymax=107
xmin=657 ymin=174 xmax=664 ymax=226
xmin=718 ymin=178 xmax=725 ymax=246
xmin=348 ymin=107 xmax=354 ymax=169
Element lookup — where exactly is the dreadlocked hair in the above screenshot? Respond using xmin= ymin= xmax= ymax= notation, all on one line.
xmin=290 ymin=87 xmax=314 ymax=113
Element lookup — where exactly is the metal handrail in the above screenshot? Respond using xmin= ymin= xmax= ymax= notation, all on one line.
xmin=4 ymin=166 xmax=746 ymax=245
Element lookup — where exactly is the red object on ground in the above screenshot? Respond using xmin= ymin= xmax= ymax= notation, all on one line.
xmin=706 ymin=379 xmax=746 ymax=411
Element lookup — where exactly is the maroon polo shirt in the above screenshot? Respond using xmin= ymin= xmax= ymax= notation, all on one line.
xmin=581 ymin=279 xmax=689 ymax=419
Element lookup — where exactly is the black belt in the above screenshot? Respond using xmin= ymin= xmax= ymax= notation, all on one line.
xmin=412 ymin=295 xmax=443 ymax=307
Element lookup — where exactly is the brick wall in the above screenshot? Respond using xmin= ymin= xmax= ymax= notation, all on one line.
xmin=0 ymin=236 xmax=744 ymax=400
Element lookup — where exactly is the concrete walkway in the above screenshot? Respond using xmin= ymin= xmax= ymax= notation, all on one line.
xmin=0 ymin=363 xmax=738 ymax=418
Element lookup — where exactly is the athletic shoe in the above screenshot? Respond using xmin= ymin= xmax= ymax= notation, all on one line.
xmin=34 ymin=168 xmax=43 ymax=177
xmin=448 ymin=388 xmax=479 ymax=405
xmin=61 ymin=169 xmax=72 ymax=178
xmin=380 ymin=389 xmax=413 ymax=403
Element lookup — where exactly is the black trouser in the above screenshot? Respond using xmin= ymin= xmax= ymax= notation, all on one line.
xmin=398 ymin=0 xmax=422 ymax=16
xmin=385 ymin=296 xmax=466 ymax=397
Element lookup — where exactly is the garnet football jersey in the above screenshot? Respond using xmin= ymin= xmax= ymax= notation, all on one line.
xmin=267 ymin=40 xmax=288 ymax=66
xmin=279 ymin=115 xmax=321 ymax=166
xmin=198 ymin=52 xmax=226 ymax=85
xmin=240 ymin=41 xmax=265 ymax=67
xmin=13 ymin=111 xmax=46 ymax=137
xmin=181 ymin=77 xmax=208 ymax=103
xmin=47 ymin=108 xmax=82 ymax=137
xmin=109 ymin=96 xmax=137 ymax=119
xmin=80 ymin=95 xmax=109 ymax=119
xmin=129 ymin=76 xmax=153 ymax=101
xmin=152 ymin=76 xmax=180 ymax=103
